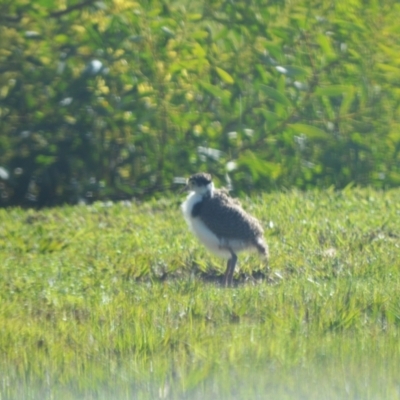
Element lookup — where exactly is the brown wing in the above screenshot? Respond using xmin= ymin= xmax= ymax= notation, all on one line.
xmin=197 ymin=191 xmax=264 ymax=241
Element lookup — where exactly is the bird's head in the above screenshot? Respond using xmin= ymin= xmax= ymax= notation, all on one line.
xmin=186 ymin=173 xmax=214 ymax=196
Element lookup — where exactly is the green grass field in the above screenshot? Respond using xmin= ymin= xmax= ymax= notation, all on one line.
xmin=1 ymin=189 xmax=400 ymax=399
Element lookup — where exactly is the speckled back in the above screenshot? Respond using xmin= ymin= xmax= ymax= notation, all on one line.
xmin=193 ymin=189 xmax=264 ymax=243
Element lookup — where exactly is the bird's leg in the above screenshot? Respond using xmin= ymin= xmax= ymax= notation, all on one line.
xmin=224 ymin=250 xmax=237 ymax=287
xmin=224 ymin=259 xmax=231 ymax=287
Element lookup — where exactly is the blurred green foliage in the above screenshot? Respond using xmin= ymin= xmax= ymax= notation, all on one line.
xmin=1 ymin=0 xmax=400 ymax=206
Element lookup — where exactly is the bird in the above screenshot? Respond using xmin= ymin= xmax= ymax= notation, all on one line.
xmin=181 ymin=172 xmax=268 ymax=286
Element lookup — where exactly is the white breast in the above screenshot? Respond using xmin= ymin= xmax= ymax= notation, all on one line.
xmin=181 ymin=192 xmax=249 ymax=259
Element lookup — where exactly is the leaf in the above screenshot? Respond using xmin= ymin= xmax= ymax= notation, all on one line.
xmin=351 ymin=132 xmax=364 ymax=146
xmin=260 ymin=85 xmax=291 ymax=106
xmin=321 ymin=96 xmax=335 ymax=120
xmin=377 ymin=63 xmax=400 ymax=74
xmin=215 ymin=67 xmax=234 ymax=84
xmin=161 ymin=26 xmax=175 ymax=37
xmin=192 ymin=30 xmax=209 ymax=40
xmin=54 ymin=34 xmax=70 ymax=44
xmin=378 ymin=44 xmax=399 ymax=58
xmin=316 ymin=34 xmax=336 ymax=61
xmin=316 ymin=85 xmax=355 ymax=116
xmin=192 ymin=42 xmax=206 ymax=58
xmin=340 ymin=86 xmax=355 ymax=115
xmin=199 ymin=82 xmax=231 ymax=100
xmin=36 ymin=155 xmax=56 ymax=166
xmin=239 ymin=150 xmax=282 ymax=180
xmin=316 ymin=85 xmax=351 ymax=97
xmin=289 ymin=123 xmax=328 ymax=139
xmin=129 ymin=35 xmax=144 ymax=42
xmin=36 ymin=0 xmax=56 ymax=6
xmin=256 ymin=109 xmax=279 ymax=124
xmin=263 ymin=42 xmax=283 ymax=60
xmin=187 ymin=13 xmax=202 ymax=21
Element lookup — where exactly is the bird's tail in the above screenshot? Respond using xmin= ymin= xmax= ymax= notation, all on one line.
xmin=255 ymin=237 xmax=269 ymax=259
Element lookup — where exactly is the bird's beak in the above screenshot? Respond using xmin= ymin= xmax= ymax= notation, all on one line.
xmin=179 ymin=183 xmax=189 ymax=194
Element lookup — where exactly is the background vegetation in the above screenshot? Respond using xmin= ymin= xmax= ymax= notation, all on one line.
xmin=1 ymin=0 xmax=400 ymax=207
xmin=1 ymin=189 xmax=400 ymax=399
xmin=2 ymin=2 xmax=400 ymax=398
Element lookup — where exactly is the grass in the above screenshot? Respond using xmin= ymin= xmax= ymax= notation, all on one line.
xmin=1 ymin=188 xmax=400 ymax=399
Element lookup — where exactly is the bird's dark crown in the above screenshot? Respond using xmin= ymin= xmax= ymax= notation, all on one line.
xmin=188 ymin=173 xmax=212 ymax=187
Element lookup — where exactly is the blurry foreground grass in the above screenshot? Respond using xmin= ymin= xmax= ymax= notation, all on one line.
xmin=1 ymin=189 xmax=400 ymax=399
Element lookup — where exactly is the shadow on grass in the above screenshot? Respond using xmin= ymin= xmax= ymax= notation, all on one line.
xmin=135 ymin=264 xmax=277 ymax=287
